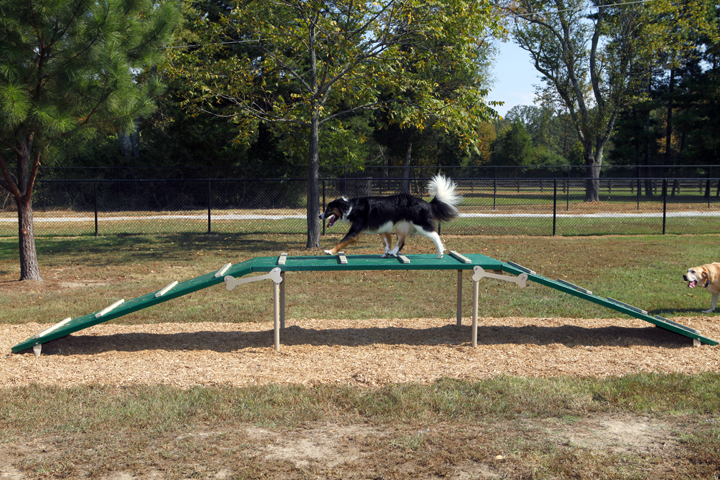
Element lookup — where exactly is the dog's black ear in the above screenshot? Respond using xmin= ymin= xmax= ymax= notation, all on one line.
xmin=336 ymin=198 xmax=351 ymax=215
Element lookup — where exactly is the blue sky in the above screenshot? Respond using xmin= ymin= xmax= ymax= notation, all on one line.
xmin=487 ymin=40 xmax=542 ymax=118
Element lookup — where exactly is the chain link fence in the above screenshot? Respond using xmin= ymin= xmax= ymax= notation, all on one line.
xmin=1 ymin=177 xmax=719 ymax=237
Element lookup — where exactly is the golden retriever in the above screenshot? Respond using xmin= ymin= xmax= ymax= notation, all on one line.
xmin=684 ymin=263 xmax=720 ymax=313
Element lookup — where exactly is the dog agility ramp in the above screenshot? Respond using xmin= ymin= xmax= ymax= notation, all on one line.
xmin=12 ymin=252 xmax=717 ymax=354
xmin=12 ymin=253 xmax=499 ymax=354
xmin=11 ymin=259 xmax=255 ymax=354
xmin=500 ymin=262 xmax=718 ymax=346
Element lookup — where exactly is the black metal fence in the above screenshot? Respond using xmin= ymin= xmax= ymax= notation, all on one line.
xmin=1 ymin=176 xmax=719 ymax=237
xmin=34 ymin=164 xmax=720 ymax=180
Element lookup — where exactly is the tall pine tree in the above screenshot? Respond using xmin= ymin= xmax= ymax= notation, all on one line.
xmin=0 ymin=0 xmax=180 ymax=280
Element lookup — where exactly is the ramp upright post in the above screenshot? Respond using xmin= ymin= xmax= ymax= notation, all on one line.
xmin=472 ymin=274 xmax=479 ymax=347
xmin=274 ymin=279 xmax=281 ymax=351
xmin=280 ymin=272 xmax=286 ymax=329
xmin=457 ymin=270 xmax=463 ymax=326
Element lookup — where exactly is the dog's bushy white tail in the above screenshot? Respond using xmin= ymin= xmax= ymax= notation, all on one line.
xmin=428 ymin=175 xmax=461 ymax=222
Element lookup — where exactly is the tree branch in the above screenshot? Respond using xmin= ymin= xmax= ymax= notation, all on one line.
xmin=0 ymin=150 xmax=22 ymax=199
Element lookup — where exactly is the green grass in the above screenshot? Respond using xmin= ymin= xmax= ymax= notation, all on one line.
xmin=1 ymin=375 xmax=719 ymax=479
xmin=1 ymin=374 xmax=718 ymax=433
xmin=1 ymin=215 xmax=716 ymax=237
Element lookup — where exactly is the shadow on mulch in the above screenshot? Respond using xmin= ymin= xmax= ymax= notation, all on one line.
xmin=34 ymin=322 xmax=697 ymax=356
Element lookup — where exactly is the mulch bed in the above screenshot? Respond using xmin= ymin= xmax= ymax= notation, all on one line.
xmin=2 ymin=316 xmax=719 ymax=388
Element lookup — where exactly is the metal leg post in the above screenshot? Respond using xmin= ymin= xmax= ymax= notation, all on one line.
xmin=472 ymin=275 xmax=479 ymax=347
xmin=273 ymin=281 xmax=281 ymax=351
xmin=280 ymin=272 xmax=286 ymax=329
xmin=456 ymin=270 xmax=463 ymax=326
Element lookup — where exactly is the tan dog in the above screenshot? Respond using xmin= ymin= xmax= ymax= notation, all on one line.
xmin=684 ymin=263 xmax=720 ymax=313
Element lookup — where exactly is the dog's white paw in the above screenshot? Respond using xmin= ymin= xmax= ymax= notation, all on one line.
xmin=437 ymin=253 xmax=444 ymax=259
xmin=324 ymin=250 xmax=333 ymax=256
xmin=703 ymin=308 xmax=715 ymax=313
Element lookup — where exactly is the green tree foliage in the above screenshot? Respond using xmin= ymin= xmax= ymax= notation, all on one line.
xmin=0 ymin=0 xmax=180 ymax=280
xmin=165 ymin=0 xmax=502 ymax=248
xmin=492 ymin=105 xmax=582 ymax=167
xmin=648 ymin=0 xmax=718 ymax=164
xmin=492 ymin=120 xmax=533 ymax=165
xmin=609 ymin=1 xmax=719 ymax=184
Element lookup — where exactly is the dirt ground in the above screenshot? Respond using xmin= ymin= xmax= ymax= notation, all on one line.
xmin=3 ymin=316 xmax=719 ymax=388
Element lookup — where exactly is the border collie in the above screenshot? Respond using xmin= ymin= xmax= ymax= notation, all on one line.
xmin=319 ymin=175 xmax=461 ymax=258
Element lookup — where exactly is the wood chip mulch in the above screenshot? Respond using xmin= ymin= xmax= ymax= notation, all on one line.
xmin=2 ymin=316 xmax=719 ymax=389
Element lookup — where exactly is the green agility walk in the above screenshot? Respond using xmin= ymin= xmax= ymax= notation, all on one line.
xmin=12 ymin=252 xmax=717 ymax=355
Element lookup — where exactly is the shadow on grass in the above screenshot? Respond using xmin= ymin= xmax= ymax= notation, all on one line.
xmin=31 ymin=322 xmax=698 ymax=356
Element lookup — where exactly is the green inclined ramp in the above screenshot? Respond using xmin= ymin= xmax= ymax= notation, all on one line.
xmin=12 ymin=253 xmax=717 ymax=353
xmin=11 ymin=259 xmax=257 ymax=353
xmin=500 ymin=263 xmax=718 ymax=346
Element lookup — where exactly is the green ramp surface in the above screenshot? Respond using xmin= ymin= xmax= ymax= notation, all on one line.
xmin=500 ymin=262 xmax=718 ymax=346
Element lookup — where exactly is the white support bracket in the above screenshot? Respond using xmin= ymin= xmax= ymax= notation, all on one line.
xmin=472 ymin=266 xmax=528 ymax=288
xmin=468 ymin=266 xmax=528 ymax=348
xmin=224 ymin=268 xmax=285 ymax=351
xmin=224 ymin=268 xmax=283 ymax=291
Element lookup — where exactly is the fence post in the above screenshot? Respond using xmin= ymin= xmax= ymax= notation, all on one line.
xmin=207 ymin=179 xmax=212 ymax=234
xmin=493 ymin=178 xmax=496 ymax=211
xmin=94 ymin=181 xmax=98 ymax=237
xmin=662 ymin=178 xmax=667 ymax=235
xmin=566 ymin=178 xmax=569 ymax=211
xmin=553 ymin=178 xmax=557 ymax=236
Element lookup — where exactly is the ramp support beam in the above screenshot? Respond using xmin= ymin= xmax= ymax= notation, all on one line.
xmin=224 ymin=268 xmax=285 ymax=351
xmin=470 ymin=266 xmax=528 ymax=347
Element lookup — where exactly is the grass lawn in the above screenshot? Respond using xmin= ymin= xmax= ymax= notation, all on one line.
xmin=1 ymin=233 xmax=719 ymax=479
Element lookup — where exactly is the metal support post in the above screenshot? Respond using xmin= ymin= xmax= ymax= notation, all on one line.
xmin=470 ymin=266 xmax=528 ymax=347
xmin=224 ymin=267 xmax=284 ymax=350
xmin=472 ymin=275 xmax=479 ymax=348
xmin=280 ymin=271 xmax=286 ymax=329
xmin=456 ymin=270 xmax=463 ymax=326
xmin=273 ymin=280 xmax=281 ymax=351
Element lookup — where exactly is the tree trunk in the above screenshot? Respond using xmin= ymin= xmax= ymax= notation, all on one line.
xmin=17 ymin=195 xmax=41 ymax=280
xmin=305 ymin=21 xmax=321 ymax=250
xmin=583 ymin=145 xmax=601 ymax=202
xmin=306 ymin=111 xmax=321 ymax=249
xmin=664 ymin=69 xmax=675 ymax=164
xmin=118 ymin=118 xmax=141 ymax=157
xmin=2 ymin=138 xmax=43 ymax=281
xmin=401 ymin=139 xmax=412 ymax=194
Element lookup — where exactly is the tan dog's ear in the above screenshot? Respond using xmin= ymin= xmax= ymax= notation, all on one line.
xmin=699 ymin=267 xmax=709 ymax=283
xmin=706 ymin=264 xmax=720 ymax=285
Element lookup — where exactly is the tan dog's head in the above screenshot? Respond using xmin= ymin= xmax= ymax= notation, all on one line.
xmin=684 ymin=265 xmax=712 ymax=289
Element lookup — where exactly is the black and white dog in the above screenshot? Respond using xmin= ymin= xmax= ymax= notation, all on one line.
xmin=319 ymin=175 xmax=461 ymax=258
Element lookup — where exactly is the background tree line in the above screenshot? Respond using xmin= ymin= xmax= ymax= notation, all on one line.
xmin=2 ymin=0 xmax=718 ymax=279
